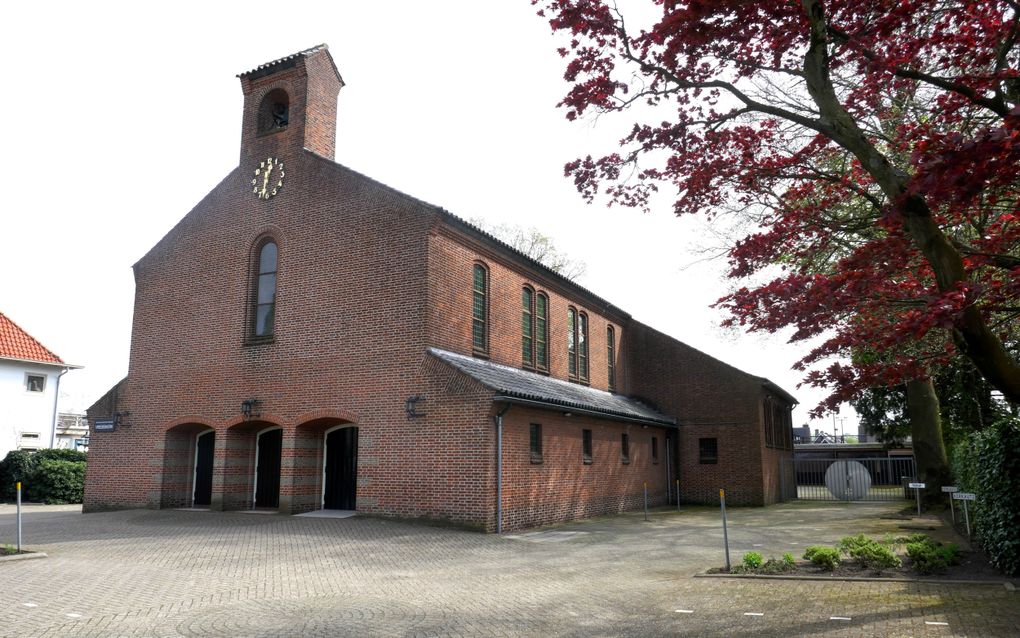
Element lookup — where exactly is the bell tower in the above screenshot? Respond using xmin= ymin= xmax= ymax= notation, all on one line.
xmin=237 ymin=44 xmax=344 ymax=164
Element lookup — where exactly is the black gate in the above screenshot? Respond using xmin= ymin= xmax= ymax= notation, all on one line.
xmin=781 ymin=457 xmax=916 ymax=502
xmin=255 ymin=428 xmax=282 ymax=508
xmin=193 ymin=431 xmax=214 ymax=506
xmin=323 ymin=427 xmax=358 ymax=510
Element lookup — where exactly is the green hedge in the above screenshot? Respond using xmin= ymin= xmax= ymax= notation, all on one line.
xmin=0 ymin=449 xmax=87 ymax=504
xmin=951 ymin=417 xmax=1020 ymax=576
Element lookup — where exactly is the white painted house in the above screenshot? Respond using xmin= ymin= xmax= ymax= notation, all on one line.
xmin=0 ymin=312 xmax=81 ymax=460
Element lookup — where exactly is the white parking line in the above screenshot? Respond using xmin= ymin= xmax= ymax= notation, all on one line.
xmin=674 ymin=610 xmax=694 ymax=614
xmin=66 ymin=613 xmax=82 ymax=618
xmin=22 ymin=603 xmax=37 ymax=608
xmin=925 ymin=621 xmax=949 ymax=626
xmin=830 ymin=616 xmax=851 ymax=621
xmin=744 ymin=612 xmax=764 ymax=617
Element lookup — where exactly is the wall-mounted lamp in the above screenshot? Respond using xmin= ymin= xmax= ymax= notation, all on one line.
xmin=114 ymin=411 xmax=131 ymax=427
xmin=241 ymin=399 xmax=263 ymax=420
xmin=405 ymin=395 xmax=426 ymax=419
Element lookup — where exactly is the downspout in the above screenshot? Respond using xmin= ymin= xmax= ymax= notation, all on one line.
xmin=49 ymin=368 xmax=69 ymax=449
xmin=493 ymin=403 xmax=511 ymax=535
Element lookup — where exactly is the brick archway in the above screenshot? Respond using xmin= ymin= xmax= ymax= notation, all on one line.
xmin=160 ymin=422 xmax=214 ymax=509
xmin=221 ymin=419 xmax=282 ymax=511
xmin=292 ymin=417 xmax=357 ymax=514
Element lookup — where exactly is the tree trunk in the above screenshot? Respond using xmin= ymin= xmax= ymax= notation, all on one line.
xmin=800 ymin=0 xmax=1020 ymax=405
xmin=905 ymin=377 xmax=951 ymax=504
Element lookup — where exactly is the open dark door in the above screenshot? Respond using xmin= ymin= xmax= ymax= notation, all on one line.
xmin=323 ymin=427 xmax=357 ymax=510
xmin=193 ymin=431 xmax=214 ymax=506
xmin=254 ymin=429 xmax=282 ymax=508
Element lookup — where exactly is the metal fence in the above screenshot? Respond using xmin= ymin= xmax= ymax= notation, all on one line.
xmin=780 ymin=457 xmax=916 ymax=502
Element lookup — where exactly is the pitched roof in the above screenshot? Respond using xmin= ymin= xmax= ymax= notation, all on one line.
xmin=237 ymin=44 xmax=343 ymax=84
xmin=428 ymin=348 xmax=676 ymax=427
xmin=0 ymin=312 xmax=65 ymax=365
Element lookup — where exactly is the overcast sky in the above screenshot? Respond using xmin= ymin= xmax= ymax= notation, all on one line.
xmin=1 ymin=1 xmax=856 ymax=434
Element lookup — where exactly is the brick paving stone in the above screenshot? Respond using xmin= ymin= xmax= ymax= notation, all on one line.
xmin=0 ymin=502 xmax=1016 ymax=637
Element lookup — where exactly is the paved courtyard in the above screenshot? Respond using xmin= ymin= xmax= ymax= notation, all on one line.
xmin=0 ymin=501 xmax=1016 ymax=637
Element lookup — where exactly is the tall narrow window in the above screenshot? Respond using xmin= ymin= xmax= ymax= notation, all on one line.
xmin=530 ymin=423 xmax=543 ymax=463
xmin=253 ymin=241 xmax=277 ymax=338
xmin=621 ymin=432 xmax=630 ymax=464
xmin=472 ymin=263 xmax=488 ymax=355
xmin=578 ymin=312 xmax=589 ymax=381
xmin=567 ymin=308 xmax=577 ymax=378
xmin=607 ymin=325 xmax=616 ymax=391
xmin=582 ymin=428 xmax=593 ymax=464
xmin=535 ymin=293 xmax=548 ymax=370
xmin=522 ymin=287 xmax=534 ymax=366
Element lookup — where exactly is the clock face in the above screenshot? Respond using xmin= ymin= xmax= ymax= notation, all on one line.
xmin=251 ymin=157 xmax=285 ymax=200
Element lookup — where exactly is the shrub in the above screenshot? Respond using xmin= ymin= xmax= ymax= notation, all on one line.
xmin=837 ymin=534 xmax=872 ymax=555
xmin=759 ymin=556 xmax=796 ymax=574
xmin=952 ymin=416 xmax=1020 ymax=576
xmin=837 ymin=534 xmax=902 ymax=571
xmin=29 ymin=459 xmax=85 ymax=504
xmin=0 ymin=449 xmax=87 ymax=504
xmin=742 ymin=551 xmax=764 ymax=569
xmin=907 ymin=541 xmax=948 ymax=574
xmin=854 ymin=543 xmax=902 ymax=571
xmin=803 ymin=546 xmax=840 ymax=571
xmin=0 ymin=450 xmax=36 ymax=500
xmin=782 ymin=552 xmax=796 ymax=567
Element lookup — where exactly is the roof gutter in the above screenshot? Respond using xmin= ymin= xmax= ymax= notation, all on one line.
xmin=491 ymin=395 xmax=677 ymax=428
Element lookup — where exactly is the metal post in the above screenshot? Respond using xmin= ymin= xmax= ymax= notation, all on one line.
xmin=720 ymin=489 xmax=730 ymax=571
xmin=16 ymin=481 xmax=22 ymax=553
xmin=916 ymin=486 xmax=921 ymax=517
xmin=963 ymin=500 xmax=971 ymax=539
xmin=643 ymin=482 xmax=649 ymax=521
xmin=676 ymin=480 xmax=681 ymax=512
xmin=949 ymin=493 xmax=956 ymax=524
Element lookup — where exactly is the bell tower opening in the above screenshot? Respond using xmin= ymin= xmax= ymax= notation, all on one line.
xmin=257 ymin=89 xmax=289 ymax=134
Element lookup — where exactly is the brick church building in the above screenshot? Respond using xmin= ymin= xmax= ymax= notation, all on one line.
xmin=84 ymin=45 xmax=796 ymax=532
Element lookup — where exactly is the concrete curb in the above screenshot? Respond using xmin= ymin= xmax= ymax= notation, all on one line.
xmin=696 ymin=572 xmax=1015 ymax=590
xmin=0 ymin=552 xmax=47 ymax=564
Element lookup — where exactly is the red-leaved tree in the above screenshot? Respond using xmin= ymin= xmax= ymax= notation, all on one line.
xmin=537 ymin=0 xmax=1020 ymax=417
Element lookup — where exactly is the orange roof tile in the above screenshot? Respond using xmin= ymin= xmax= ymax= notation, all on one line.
xmin=0 ymin=312 xmax=65 ymax=365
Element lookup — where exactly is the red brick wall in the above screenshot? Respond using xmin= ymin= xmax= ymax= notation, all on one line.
xmin=425 ymin=225 xmax=628 ymax=394
xmin=624 ymin=322 xmax=771 ymax=505
xmin=498 ymin=406 xmax=672 ymax=531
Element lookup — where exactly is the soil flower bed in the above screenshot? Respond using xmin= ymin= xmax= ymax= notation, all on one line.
xmin=708 ymin=533 xmax=994 ymax=580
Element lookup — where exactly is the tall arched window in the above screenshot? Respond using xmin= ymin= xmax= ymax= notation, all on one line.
xmin=578 ymin=312 xmax=589 ymax=381
xmin=568 ymin=307 xmax=589 ymax=382
xmin=567 ymin=308 xmax=577 ymax=379
xmin=535 ymin=292 xmax=548 ymax=371
xmin=472 ymin=263 xmax=488 ymax=355
xmin=521 ymin=288 xmax=549 ymax=371
xmin=253 ymin=241 xmax=278 ymax=338
xmin=607 ymin=325 xmax=616 ymax=391
xmin=522 ymin=286 xmax=534 ymax=366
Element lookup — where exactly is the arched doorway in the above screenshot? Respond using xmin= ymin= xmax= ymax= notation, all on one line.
xmin=254 ymin=427 xmax=283 ymax=508
xmin=192 ymin=430 xmax=215 ymax=507
xmin=322 ymin=425 xmax=358 ymax=510
xmin=161 ymin=422 xmax=214 ymax=509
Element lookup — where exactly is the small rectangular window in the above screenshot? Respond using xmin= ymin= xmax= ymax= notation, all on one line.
xmin=530 ymin=423 xmax=543 ymax=463
xmin=26 ymin=374 xmax=45 ymax=392
xmin=699 ymin=438 xmax=718 ymax=465
xmin=582 ymin=429 xmax=592 ymax=464
xmin=621 ymin=432 xmax=630 ymax=464
xmin=20 ymin=432 xmax=40 ymax=439
xmin=652 ymin=436 xmax=659 ymax=464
